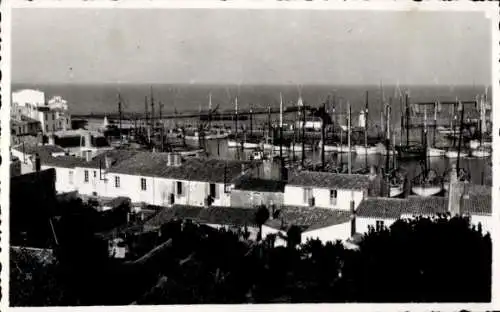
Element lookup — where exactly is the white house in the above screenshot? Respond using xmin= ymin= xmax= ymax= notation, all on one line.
xmin=262 ymin=205 xmax=353 ymax=246
xmin=12 ymin=89 xmax=71 ymax=134
xmin=104 ymin=154 xmax=256 ymax=207
xmin=284 ymin=170 xmax=371 ymax=211
xmin=40 ymin=149 xmax=138 ymax=195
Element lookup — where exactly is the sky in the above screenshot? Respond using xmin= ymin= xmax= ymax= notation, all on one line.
xmin=12 ymin=8 xmax=492 ymax=86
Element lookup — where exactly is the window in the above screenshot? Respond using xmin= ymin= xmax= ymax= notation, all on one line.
xmin=376 ymin=220 xmax=385 ymax=232
xmin=303 ymin=188 xmax=312 ymax=204
xmin=45 ymin=125 xmax=49 ymax=132
xmin=176 ymin=181 xmax=183 ymax=196
xmin=141 ymin=178 xmax=147 ymax=191
xmin=84 ymin=170 xmax=89 ymax=183
xmin=69 ymin=171 xmax=74 ymax=185
xmin=209 ymin=183 xmax=218 ymax=199
xmin=93 ymin=171 xmax=97 ymax=178
xmin=330 ymin=189 xmax=338 ymax=206
xmin=115 ymin=176 xmax=120 ymax=188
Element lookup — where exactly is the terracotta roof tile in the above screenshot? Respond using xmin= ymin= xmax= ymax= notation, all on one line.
xmin=144 ymin=205 xmax=258 ymax=228
xmin=265 ymin=206 xmax=351 ymax=232
xmin=108 ymin=153 xmax=256 ymax=183
xmin=287 ymin=170 xmax=372 ymax=190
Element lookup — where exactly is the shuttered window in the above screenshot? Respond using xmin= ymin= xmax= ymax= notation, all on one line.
xmin=84 ymin=170 xmax=89 ymax=183
xmin=140 ymin=178 xmax=147 ymax=191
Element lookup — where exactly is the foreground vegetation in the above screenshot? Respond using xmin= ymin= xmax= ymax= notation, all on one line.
xmin=11 ymin=202 xmax=491 ymax=306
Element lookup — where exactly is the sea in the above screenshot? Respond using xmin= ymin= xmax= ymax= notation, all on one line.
xmin=11 ymin=83 xmax=492 ymax=187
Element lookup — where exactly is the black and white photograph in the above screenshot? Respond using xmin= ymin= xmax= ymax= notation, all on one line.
xmin=5 ymin=1 xmax=498 ymax=307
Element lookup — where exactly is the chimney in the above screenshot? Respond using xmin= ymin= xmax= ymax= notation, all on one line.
xmin=85 ymin=150 xmax=92 ymax=162
xmin=350 ymin=200 xmax=356 ymax=237
xmin=104 ymin=156 xmax=113 ymax=169
xmin=263 ymin=159 xmax=272 ymax=179
xmin=84 ymin=132 xmax=92 ymax=148
xmin=447 ymin=168 xmax=461 ymax=216
xmin=33 ymin=153 xmax=41 ymax=172
xmin=173 ymin=153 xmax=181 ymax=166
xmin=48 ymin=134 xmax=55 ymax=145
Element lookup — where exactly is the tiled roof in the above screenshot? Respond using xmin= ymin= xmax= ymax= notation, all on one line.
xmin=12 ymin=143 xmax=65 ymax=157
xmin=108 ymin=153 xmax=256 ymax=183
xmin=287 ymin=170 xmax=372 ymax=190
xmin=233 ymin=177 xmax=286 ymax=193
xmin=457 ymin=183 xmax=491 ymax=216
xmin=77 ymin=149 xmax=139 ymax=169
xmin=356 ymin=198 xmax=404 ymax=219
xmin=41 ymin=155 xmax=86 ymax=168
xmin=20 ymin=115 xmax=41 ymax=124
xmin=400 ymin=196 xmax=448 ymax=216
xmin=356 ymin=196 xmax=448 ymax=219
xmin=145 ymin=205 xmax=259 ymax=228
xmin=265 ymin=206 xmax=352 ymax=232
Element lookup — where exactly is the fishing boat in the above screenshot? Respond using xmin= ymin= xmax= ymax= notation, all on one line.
xmin=411 ymin=129 xmax=443 ymax=197
xmin=353 ymin=91 xmax=380 ymax=156
xmin=318 ymin=140 xmax=339 ymax=152
xmin=411 ymin=169 xmax=443 ymax=197
xmin=471 ymin=146 xmax=491 ymax=158
xmin=427 ymin=147 xmax=446 ymax=157
xmin=184 ymin=129 xmax=229 ymax=141
xmin=354 ymin=145 xmax=379 ymax=155
xmin=388 ymin=169 xmax=405 ymax=197
xmin=290 ymin=143 xmax=312 ymax=152
xmin=443 ymin=167 xmax=471 ymax=192
xmin=469 ymin=139 xmax=481 ymax=150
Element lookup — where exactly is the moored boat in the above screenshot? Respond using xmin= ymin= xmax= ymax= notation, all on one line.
xmin=427 ymin=147 xmax=446 ymax=157
xmin=411 ymin=169 xmax=443 ymax=197
xmin=471 ymin=146 xmax=491 ymax=158
xmin=354 ymin=145 xmax=379 ymax=155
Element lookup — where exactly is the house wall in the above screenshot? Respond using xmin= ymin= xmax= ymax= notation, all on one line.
xmin=303 ymin=222 xmax=351 ymax=243
xmin=230 ymin=189 xmax=284 ymax=208
xmin=41 ymin=165 xmax=78 ymax=194
xmin=469 ymin=215 xmax=493 ymax=235
xmin=355 ymin=217 xmax=397 ymax=234
xmin=102 ymin=172 xmax=232 ymax=207
xmin=284 ymin=185 xmax=365 ymax=211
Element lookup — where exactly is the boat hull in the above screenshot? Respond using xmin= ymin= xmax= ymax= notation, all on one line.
xmin=411 ymin=185 xmax=443 ymax=197
xmin=471 ymin=149 xmax=491 ymax=158
xmin=227 ymin=140 xmax=239 ymax=148
xmin=427 ymin=148 xmax=446 ymax=157
xmin=445 ymin=150 xmax=467 ymax=159
xmin=354 ymin=145 xmax=379 ymax=155
xmin=390 ymin=185 xmax=404 ymax=198
xmin=469 ymin=140 xmax=481 ymax=150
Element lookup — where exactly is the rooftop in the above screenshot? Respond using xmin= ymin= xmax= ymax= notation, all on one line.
xmin=233 ymin=177 xmax=286 ymax=193
xmin=357 ymin=196 xmax=451 ymax=219
xmin=265 ymin=206 xmax=352 ymax=232
xmin=40 ymin=149 xmax=138 ymax=169
xmin=456 ymin=182 xmax=491 ymax=216
xmin=108 ymin=154 xmax=256 ymax=183
xmin=145 ymin=205 xmax=259 ymax=228
xmin=287 ymin=170 xmax=372 ymax=190
xmin=12 ymin=143 xmax=65 ymax=158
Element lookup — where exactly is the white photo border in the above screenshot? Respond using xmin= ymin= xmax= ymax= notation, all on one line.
xmin=1 ymin=1 xmax=499 ymax=312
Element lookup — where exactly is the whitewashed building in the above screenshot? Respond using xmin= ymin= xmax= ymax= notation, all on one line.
xmin=284 ymin=170 xmax=371 ymax=211
xmin=12 ymin=89 xmax=71 ymax=134
xmin=105 ymin=154 xmax=256 ymax=207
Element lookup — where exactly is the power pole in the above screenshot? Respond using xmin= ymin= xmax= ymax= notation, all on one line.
xmin=118 ymin=93 xmax=123 ymax=147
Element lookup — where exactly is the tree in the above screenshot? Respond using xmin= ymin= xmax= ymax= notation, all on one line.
xmin=286 ymin=225 xmax=302 ymax=249
xmin=254 ymin=205 xmax=270 ymax=242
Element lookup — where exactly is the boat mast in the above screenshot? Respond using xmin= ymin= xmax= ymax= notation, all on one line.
xmin=301 ymin=100 xmax=306 ymax=167
xmin=321 ymin=103 xmax=326 ymax=171
xmin=364 ymin=91 xmax=369 ymax=166
xmin=279 ymin=93 xmax=284 ymax=177
xmin=385 ymin=99 xmax=391 ymax=172
xmin=144 ymin=96 xmax=149 ymax=143
xmin=150 ymin=87 xmax=155 ymax=142
xmin=347 ymin=102 xmax=352 ymax=174
xmin=452 ymin=99 xmax=456 ymax=148
xmin=456 ymin=101 xmax=465 ymax=176
xmin=159 ymin=100 xmax=164 ymax=152
xmin=117 ymin=93 xmax=123 ymax=147
xmin=405 ymin=92 xmax=410 ymax=146
xmin=234 ymin=96 xmax=238 ymax=137
xmin=433 ymin=101 xmax=438 ymax=147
